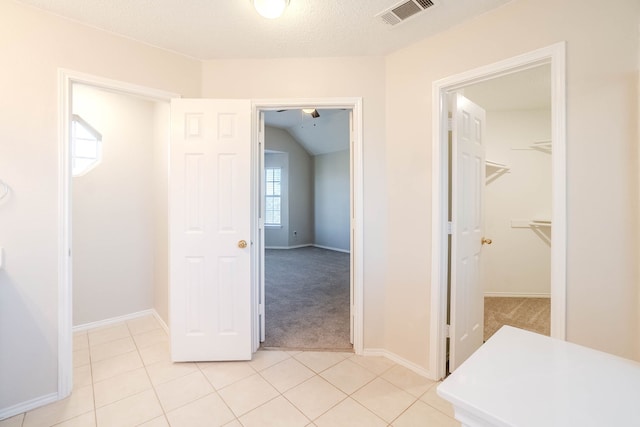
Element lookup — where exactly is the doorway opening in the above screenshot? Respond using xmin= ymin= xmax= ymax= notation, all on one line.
xmin=460 ymin=66 xmax=553 ymax=343
xmin=251 ymin=99 xmax=364 ymax=355
xmin=58 ymin=69 xmax=178 ymax=398
xmin=71 ymin=84 xmax=170 ymax=328
xmin=261 ymin=109 xmax=353 ymax=350
xmin=429 ymin=43 xmax=567 ymax=379
xmin=58 ymin=89 xmax=364 ymax=399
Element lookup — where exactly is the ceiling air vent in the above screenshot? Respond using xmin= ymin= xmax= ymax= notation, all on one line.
xmin=376 ymin=0 xmax=436 ymax=27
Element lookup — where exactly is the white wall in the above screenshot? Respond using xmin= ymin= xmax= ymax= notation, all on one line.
xmin=264 ymin=126 xmax=313 ymax=247
xmin=72 ymin=85 xmax=159 ymax=325
xmin=483 ymin=109 xmax=551 ymax=297
xmin=2 ymin=0 xmax=639 ymax=415
xmin=314 ymin=149 xmax=350 ymax=252
xmin=152 ymin=102 xmax=170 ymax=325
xmin=202 ymin=57 xmax=388 ymax=351
xmin=0 ymin=0 xmax=200 ymax=413
xmin=385 ymin=0 xmax=639 ymax=367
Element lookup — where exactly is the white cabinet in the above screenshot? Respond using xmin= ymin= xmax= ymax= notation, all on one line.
xmin=438 ymin=326 xmax=640 ymax=427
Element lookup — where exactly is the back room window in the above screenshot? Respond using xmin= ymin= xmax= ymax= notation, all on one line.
xmin=265 ymin=167 xmax=282 ymax=226
xmin=72 ymin=114 xmax=102 ymax=177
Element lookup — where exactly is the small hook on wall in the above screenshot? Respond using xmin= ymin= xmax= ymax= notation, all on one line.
xmin=0 ymin=180 xmax=9 ymax=202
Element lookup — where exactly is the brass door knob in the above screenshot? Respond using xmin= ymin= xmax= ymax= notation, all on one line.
xmin=238 ymin=240 xmax=248 ymax=249
xmin=481 ymin=237 xmax=493 ymax=245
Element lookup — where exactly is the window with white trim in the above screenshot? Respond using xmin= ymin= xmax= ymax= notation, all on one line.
xmin=265 ymin=167 xmax=282 ymax=226
xmin=71 ymin=114 xmax=102 ymax=177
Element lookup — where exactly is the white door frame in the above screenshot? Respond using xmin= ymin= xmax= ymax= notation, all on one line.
xmin=58 ymin=84 xmax=364 ymax=400
xmin=57 ymin=69 xmax=178 ymax=399
xmin=429 ymin=42 xmax=567 ymax=379
xmin=251 ymin=98 xmax=364 ymax=354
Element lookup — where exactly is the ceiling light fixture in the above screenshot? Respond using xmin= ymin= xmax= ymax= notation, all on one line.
xmin=252 ymin=0 xmax=290 ymax=19
xmin=302 ymin=108 xmax=320 ymax=118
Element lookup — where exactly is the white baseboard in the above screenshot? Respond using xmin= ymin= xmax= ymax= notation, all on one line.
xmin=265 ymin=244 xmax=313 ymax=250
xmin=362 ymin=348 xmax=435 ymax=381
xmin=484 ymin=292 xmax=551 ymax=298
xmin=0 ymin=392 xmax=57 ymax=421
xmin=152 ymin=310 xmax=169 ymax=334
xmin=73 ymin=309 xmax=157 ymax=332
xmin=2 ymin=309 xmax=167 ymax=420
xmin=312 ymin=244 xmax=350 ymax=254
xmin=265 ymin=244 xmax=350 ymax=254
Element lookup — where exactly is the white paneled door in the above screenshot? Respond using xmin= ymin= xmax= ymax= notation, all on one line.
xmin=449 ymin=93 xmax=486 ymax=372
xmin=170 ymin=99 xmax=252 ymax=361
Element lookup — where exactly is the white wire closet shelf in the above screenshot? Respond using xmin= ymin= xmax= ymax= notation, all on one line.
xmin=485 ymin=160 xmax=510 ymax=170
xmin=530 ymin=219 xmax=552 ymax=227
xmin=511 ymin=219 xmax=552 ymax=228
xmin=512 ymin=139 xmax=552 ymax=151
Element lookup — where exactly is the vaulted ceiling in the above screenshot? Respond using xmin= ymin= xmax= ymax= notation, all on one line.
xmin=264 ymin=109 xmax=350 ymax=156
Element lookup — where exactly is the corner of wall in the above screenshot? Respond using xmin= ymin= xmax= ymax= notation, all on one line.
xmin=636 ymin=43 xmax=640 ymax=361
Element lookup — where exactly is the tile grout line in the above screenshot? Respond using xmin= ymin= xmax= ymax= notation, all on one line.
xmin=420 ymin=381 xmax=461 ymax=421
xmin=251 ymin=355 xmax=314 ymax=425
xmin=361 ymin=375 xmax=421 ymax=424
xmin=126 ymin=320 xmax=171 ymax=427
xmin=16 ymin=320 xmax=460 ymax=427
xmin=386 ymin=395 xmax=420 ymax=427
xmin=89 ymin=331 xmax=98 ymax=427
xmin=279 ymin=375 xmax=348 ymax=425
xmin=194 ymin=360 xmax=243 ymax=425
xmin=242 ymin=351 xmax=382 ymax=425
xmin=45 ymin=330 xmax=96 ymax=427
xmin=301 ymin=356 xmax=389 ymax=425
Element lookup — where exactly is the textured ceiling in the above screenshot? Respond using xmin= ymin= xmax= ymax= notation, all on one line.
xmin=463 ymin=64 xmax=551 ymax=111
xmin=15 ymin=0 xmax=516 ymax=153
xmin=15 ymin=0 xmax=511 ymax=59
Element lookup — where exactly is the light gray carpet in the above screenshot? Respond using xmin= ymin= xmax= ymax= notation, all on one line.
xmin=263 ymin=247 xmax=352 ymax=350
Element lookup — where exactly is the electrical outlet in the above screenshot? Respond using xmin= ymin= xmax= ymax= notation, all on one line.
xmin=293 ymin=231 xmax=298 ymax=240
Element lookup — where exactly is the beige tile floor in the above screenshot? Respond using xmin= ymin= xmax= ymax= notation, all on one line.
xmin=1 ymin=315 xmax=460 ymax=427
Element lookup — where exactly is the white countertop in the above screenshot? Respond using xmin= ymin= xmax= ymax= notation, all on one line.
xmin=437 ymin=326 xmax=640 ymax=427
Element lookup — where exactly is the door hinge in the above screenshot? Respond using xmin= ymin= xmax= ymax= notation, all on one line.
xmin=445 ymin=324 xmax=450 ymax=338
xmin=447 ymin=222 xmax=453 ymax=235
xmin=447 ymin=118 xmax=453 ymax=132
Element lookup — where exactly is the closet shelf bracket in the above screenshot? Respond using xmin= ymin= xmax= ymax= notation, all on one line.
xmin=485 ymin=160 xmax=510 ymax=183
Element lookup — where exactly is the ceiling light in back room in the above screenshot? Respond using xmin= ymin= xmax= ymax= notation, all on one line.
xmin=252 ymin=0 xmax=290 ymax=19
